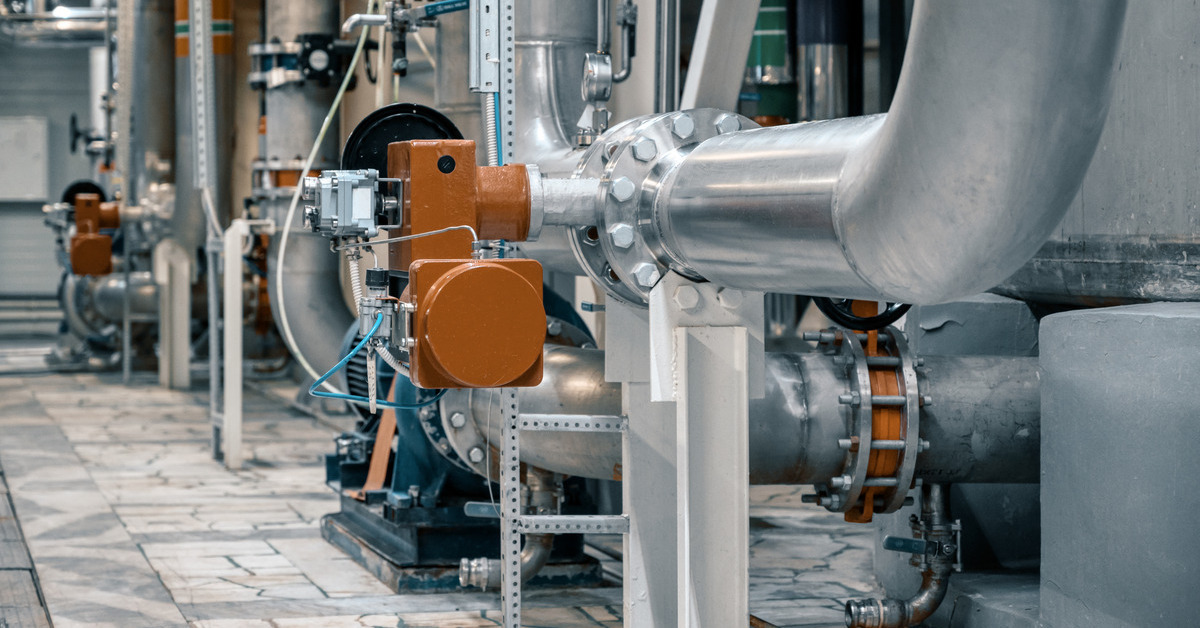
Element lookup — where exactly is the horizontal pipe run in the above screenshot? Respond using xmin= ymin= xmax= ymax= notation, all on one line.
xmin=460 ymin=347 xmax=1040 ymax=485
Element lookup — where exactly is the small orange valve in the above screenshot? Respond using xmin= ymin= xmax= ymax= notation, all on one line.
xmin=70 ymin=192 xmax=116 ymax=276
xmin=388 ymin=139 xmax=545 ymax=390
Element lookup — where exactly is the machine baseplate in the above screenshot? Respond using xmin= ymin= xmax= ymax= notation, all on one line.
xmin=320 ymin=495 xmax=604 ymax=594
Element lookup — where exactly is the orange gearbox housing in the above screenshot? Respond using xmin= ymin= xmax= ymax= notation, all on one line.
xmin=388 ymin=139 xmax=544 ymax=389
xmin=70 ymin=193 xmax=118 ymax=276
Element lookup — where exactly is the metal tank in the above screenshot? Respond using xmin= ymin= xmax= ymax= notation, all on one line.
xmin=117 ymin=0 xmax=176 ymax=204
xmin=1040 ymin=304 xmax=1200 ymax=628
xmin=258 ymin=0 xmax=354 ymax=378
xmin=996 ymin=4 xmax=1200 ymax=306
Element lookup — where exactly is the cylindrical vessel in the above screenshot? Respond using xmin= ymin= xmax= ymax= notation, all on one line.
xmin=118 ymin=0 xmax=177 ymax=206
xmin=1040 ymin=304 xmax=1200 ymax=628
xmin=466 ymin=348 xmax=1041 ymax=485
xmin=258 ymin=0 xmax=353 ymax=379
xmin=174 ymin=0 xmax=233 ymax=251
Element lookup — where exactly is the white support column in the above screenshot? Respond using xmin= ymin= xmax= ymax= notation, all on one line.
xmin=220 ymin=218 xmax=272 ymax=470
xmin=675 ymin=326 xmax=750 ymax=626
xmin=648 ymin=272 xmax=763 ymax=628
xmin=222 ymin=220 xmax=248 ymax=470
xmin=153 ymin=239 xmax=192 ymax=390
xmin=623 ymin=381 xmax=678 ymax=628
xmin=607 ymin=301 xmax=678 ymax=628
xmin=680 ymin=0 xmax=763 ymax=111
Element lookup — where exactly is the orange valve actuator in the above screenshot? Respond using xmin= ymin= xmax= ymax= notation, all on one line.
xmin=408 ymin=258 xmax=545 ymax=389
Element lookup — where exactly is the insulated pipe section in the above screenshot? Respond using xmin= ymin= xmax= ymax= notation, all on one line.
xmin=652 ymin=1 xmax=1127 ymax=303
xmin=469 ymin=348 xmax=1040 ymax=484
xmin=527 ymin=171 xmax=602 ymax=240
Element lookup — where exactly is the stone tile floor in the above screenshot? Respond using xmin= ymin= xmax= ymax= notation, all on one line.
xmin=0 ymin=366 xmax=880 ymax=627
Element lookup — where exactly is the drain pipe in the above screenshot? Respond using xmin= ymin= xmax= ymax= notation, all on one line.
xmin=459 ymin=468 xmax=559 ymax=590
xmin=844 ymin=484 xmax=955 ymax=628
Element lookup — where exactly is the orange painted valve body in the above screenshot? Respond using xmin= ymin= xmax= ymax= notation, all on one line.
xmin=388 ymin=139 xmax=544 ymax=389
xmin=70 ymin=192 xmax=119 ymax=276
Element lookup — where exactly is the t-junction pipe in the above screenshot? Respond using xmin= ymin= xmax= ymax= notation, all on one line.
xmin=647 ymin=0 xmax=1127 ymax=304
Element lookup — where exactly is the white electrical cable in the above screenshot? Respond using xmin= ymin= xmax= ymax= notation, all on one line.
xmin=274 ymin=0 xmax=378 ymax=395
xmin=413 ymin=31 xmax=436 ymax=71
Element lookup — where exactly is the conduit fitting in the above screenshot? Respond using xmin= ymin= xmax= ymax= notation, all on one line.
xmin=845 ymin=484 xmax=959 ymax=628
xmin=459 ymin=469 xmax=559 ymax=590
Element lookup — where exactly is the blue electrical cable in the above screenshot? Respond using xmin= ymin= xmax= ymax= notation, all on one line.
xmin=309 ymin=314 xmax=446 ymax=409
xmin=422 ymin=0 xmax=470 ymax=17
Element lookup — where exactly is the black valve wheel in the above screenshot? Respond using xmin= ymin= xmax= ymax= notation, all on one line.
xmin=812 ymin=297 xmax=912 ymax=331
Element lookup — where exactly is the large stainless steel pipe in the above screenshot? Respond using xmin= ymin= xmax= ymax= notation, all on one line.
xmin=512 ymin=0 xmax=596 ymax=172
xmin=467 ymin=347 xmax=1040 ymax=484
xmin=651 ymin=1 xmax=1127 ymax=304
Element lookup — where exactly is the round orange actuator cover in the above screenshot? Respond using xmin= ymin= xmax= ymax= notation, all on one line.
xmin=421 ymin=263 xmax=544 ymax=388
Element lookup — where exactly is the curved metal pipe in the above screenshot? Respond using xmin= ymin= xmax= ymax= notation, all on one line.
xmin=465 ymin=348 xmax=1040 ymax=484
xmin=845 ymin=484 xmax=954 ymax=628
xmin=512 ymin=0 xmax=596 ymax=170
xmin=652 ymin=0 xmax=1128 ymax=304
xmin=459 ymin=468 xmax=558 ymax=590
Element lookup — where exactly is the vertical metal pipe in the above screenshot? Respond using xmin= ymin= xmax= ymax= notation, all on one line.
xmin=597 ymin=0 xmax=611 ymax=52
xmin=796 ymin=0 xmax=849 ymax=121
xmin=654 ymin=0 xmax=677 ymax=112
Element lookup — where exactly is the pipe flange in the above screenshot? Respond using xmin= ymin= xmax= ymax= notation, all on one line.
xmin=568 ymin=109 xmax=757 ymax=307
xmin=885 ymin=328 xmax=921 ymax=513
xmin=432 ymin=390 xmax=485 ymax=476
xmin=567 ymin=118 xmax=646 ymax=307
xmin=810 ymin=326 xmax=921 ymax=516
xmin=829 ymin=330 xmax=873 ymax=511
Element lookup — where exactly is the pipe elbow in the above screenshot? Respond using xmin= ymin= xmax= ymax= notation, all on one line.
xmin=843 ymin=564 xmax=951 ymax=628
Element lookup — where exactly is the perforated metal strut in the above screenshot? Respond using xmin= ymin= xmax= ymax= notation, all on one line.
xmin=497 ymin=391 xmax=629 ymax=627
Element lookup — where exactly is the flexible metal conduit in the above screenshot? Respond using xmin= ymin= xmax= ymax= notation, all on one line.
xmin=651 ymin=0 xmax=1127 ymax=303
xmin=465 ymin=346 xmax=1040 ymax=484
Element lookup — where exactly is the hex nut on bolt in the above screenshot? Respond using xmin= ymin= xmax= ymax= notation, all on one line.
xmin=468 ymin=447 xmax=485 ymax=463
xmin=609 ymin=176 xmax=636 ymax=202
xmin=632 ymin=137 xmax=658 ymax=161
xmin=715 ymin=114 xmax=741 ymax=135
xmin=716 ymin=287 xmax=744 ymax=309
xmin=609 ymin=222 xmax=635 ymax=248
xmin=672 ymin=113 xmax=695 ymax=139
xmin=449 ymin=411 xmax=467 ymax=429
xmin=632 ymin=262 xmax=661 ymax=288
xmin=674 ymin=284 xmax=701 ymax=310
